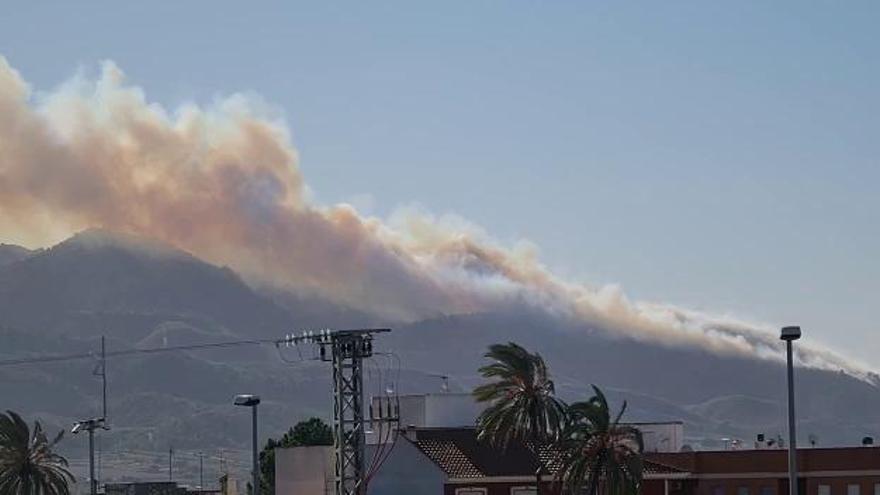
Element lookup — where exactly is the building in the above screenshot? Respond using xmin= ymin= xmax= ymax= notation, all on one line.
xmin=276 ymin=393 xmax=880 ymax=495
xmin=406 ymin=426 xmax=688 ymax=495
xmin=104 ymin=481 xmax=221 ymax=495
xmin=277 ymin=432 xmax=880 ymax=495
xmin=366 ymin=393 xmax=683 ymax=453
xmin=276 ymin=393 xmax=688 ymax=495
xmin=651 ymin=447 xmax=880 ymax=495
xmin=631 ymin=421 xmax=685 ymax=453
xmin=275 ymin=425 xmax=687 ymax=495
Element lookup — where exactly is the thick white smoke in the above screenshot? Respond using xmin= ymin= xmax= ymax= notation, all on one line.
xmin=0 ymin=57 xmax=869 ymax=378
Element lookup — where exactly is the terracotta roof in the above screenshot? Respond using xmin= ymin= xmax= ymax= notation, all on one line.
xmin=414 ymin=428 xmax=541 ymax=478
xmin=411 ymin=427 xmax=686 ymax=479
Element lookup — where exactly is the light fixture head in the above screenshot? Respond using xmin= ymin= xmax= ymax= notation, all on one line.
xmin=234 ymin=394 xmax=261 ymax=407
xmin=780 ymin=326 xmax=802 ymax=341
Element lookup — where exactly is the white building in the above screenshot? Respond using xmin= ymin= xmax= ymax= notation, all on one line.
xmin=275 ymin=393 xmax=685 ymax=495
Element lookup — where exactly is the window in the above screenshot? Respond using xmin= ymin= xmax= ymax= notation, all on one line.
xmin=738 ymin=487 xmax=750 ymax=495
xmin=456 ymin=489 xmax=487 ymax=495
xmin=712 ymin=486 xmax=724 ymax=495
xmin=848 ymin=485 xmax=861 ymax=495
xmin=760 ymin=486 xmax=773 ymax=495
xmin=874 ymin=484 xmax=880 ymax=495
xmin=818 ymin=485 xmax=831 ymax=495
xmin=511 ymin=488 xmax=538 ymax=495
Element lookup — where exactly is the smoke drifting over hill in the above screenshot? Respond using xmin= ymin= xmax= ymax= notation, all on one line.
xmin=0 ymin=57 xmax=866 ymax=376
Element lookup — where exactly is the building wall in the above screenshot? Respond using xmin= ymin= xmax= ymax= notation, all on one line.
xmin=274 ymin=446 xmax=334 ymax=495
xmin=443 ymin=480 xmax=556 ymax=495
xmin=443 ymin=479 xmax=670 ymax=495
xmin=806 ymin=476 xmax=880 ymax=495
xmin=275 ymin=439 xmax=446 ymax=495
xmin=650 ymin=448 xmax=880 ymax=495
xmin=104 ymin=482 xmax=189 ymax=495
xmin=634 ymin=423 xmax=685 ymax=453
xmin=367 ymin=437 xmax=447 ymax=495
xmin=424 ymin=394 xmax=482 ymax=428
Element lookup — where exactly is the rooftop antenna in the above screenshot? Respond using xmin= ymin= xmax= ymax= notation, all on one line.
xmin=426 ymin=373 xmax=450 ymax=392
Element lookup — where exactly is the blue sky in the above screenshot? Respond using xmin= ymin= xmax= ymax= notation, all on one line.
xmin=1 ymin=2 xmax=878 ymax=364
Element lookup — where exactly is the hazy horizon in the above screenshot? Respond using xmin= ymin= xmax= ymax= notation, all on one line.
xmin=0 ymin=2 xmax=877 ymax=367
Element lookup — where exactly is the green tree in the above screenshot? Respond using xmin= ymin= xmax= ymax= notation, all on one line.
xmin=0 ymin=410 xmax=75 ymax=495
xmin=556 ymin=386 xmax=643 ymax=495
xmin=255 ymin=417 xmax=333 ymax=495
xmin=473 ymin=342 xmax=566 ymax=494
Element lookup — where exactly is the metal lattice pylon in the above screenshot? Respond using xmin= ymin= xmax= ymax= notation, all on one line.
xmin=281 ymin=328 xmax=389 ymax=495
xmin=325 ymin=330 xmax=383 ymax=495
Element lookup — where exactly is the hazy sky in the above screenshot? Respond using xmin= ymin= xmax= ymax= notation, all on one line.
xmin=1 ymin=2 xmax=878 ymax=365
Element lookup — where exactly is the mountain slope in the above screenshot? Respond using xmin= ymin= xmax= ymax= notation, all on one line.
xmin=1 ymin=230 xmax=879 ymax=487
xmin=385 ymin=311 xmax=880 ymax=446
xmin=0 ymin=243 xmax=33 ymax=266
xmin=0 ymin=229 xmax=295 ymax=341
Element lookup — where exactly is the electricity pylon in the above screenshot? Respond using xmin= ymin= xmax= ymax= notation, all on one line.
xmin=279 ymin=328 xmax=390 ymax=495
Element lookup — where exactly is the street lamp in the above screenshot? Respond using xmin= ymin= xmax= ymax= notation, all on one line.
xmin=780 ymin=326 xmax=801 ymax=495
xmin=234 ymin=394 xmax=261 ymax=495
xmin=71 ymin=417 xmax=106 ymax=495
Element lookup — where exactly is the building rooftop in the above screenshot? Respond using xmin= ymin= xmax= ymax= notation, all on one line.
xmin=408 ymin=426 xmax=687 ymax=479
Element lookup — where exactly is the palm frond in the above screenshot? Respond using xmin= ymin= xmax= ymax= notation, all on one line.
xmin=0 ymin=411 xmax=75 ymax=495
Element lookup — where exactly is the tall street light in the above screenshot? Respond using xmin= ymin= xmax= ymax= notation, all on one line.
xmin=781 ymin=326 xmax=801 ymax=495
xmin=235 ymin=394 xmax=261 ymax=495
xmin=71 ymin=418 xmax=106 ymax=495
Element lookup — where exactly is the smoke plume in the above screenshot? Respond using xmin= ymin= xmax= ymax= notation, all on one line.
xmin=0 ymin=57 xmax=868 ymax=377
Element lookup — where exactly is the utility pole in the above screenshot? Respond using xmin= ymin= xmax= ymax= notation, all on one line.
xmin=279 ymin=328 xmax=390 ymax=495
xmin=73 ymin=337 xmax=109 ymax=495
xmin=101 ymin=336 xmax=107 ymax=420
xmin=88 ymin=427 xmax=96 ymax=495
xmin=169 ymin=447 xmax=173 ymax=481
xmin=198 ymin=451 xmax=204 ymax=493
xmin=72 ymin=418 xmax=106 ymax=495
xmin=252 ymin=404 xmax=258 ymax=495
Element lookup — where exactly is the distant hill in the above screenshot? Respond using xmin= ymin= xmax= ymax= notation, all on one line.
xmin=0 ymin=243 xmax=33 ymax=267
xmin=1 ymin=229 xmax=879 ymax=489
xmin=386 ymin=311 xmax=880 ymax=447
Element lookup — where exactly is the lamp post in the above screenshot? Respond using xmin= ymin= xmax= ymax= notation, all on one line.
xmin=71 ymin=418 xmax=106 ymax=495
xmin=234 ymin=394 xmax=261 ymax=495
xmin=198 ymin=451 xmax=204 ymax=493
xmin=781 ymin=326 xmax=802 ymax=495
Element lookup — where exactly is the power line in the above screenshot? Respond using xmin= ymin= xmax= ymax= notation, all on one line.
xmin=0 ymin=328 xmax=391 ymax=368
xmin=0 ymin=337 xmax=279 ymax=368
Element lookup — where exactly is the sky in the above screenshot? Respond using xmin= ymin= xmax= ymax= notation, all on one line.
xmin=0 ymin=2 xmax=877 ymax=365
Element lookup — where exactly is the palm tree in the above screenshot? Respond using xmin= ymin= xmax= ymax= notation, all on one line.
xmin=556 ymin=386 xmax=643 ymax=495
xmin=0 ymin=411 xmax=75 ymax=495
xmin=473 ymin=342 xmax=566 ymax=494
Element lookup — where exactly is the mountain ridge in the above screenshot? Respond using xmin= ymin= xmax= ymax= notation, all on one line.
xmin=1 ymin=230 xmax=878 ymax=486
